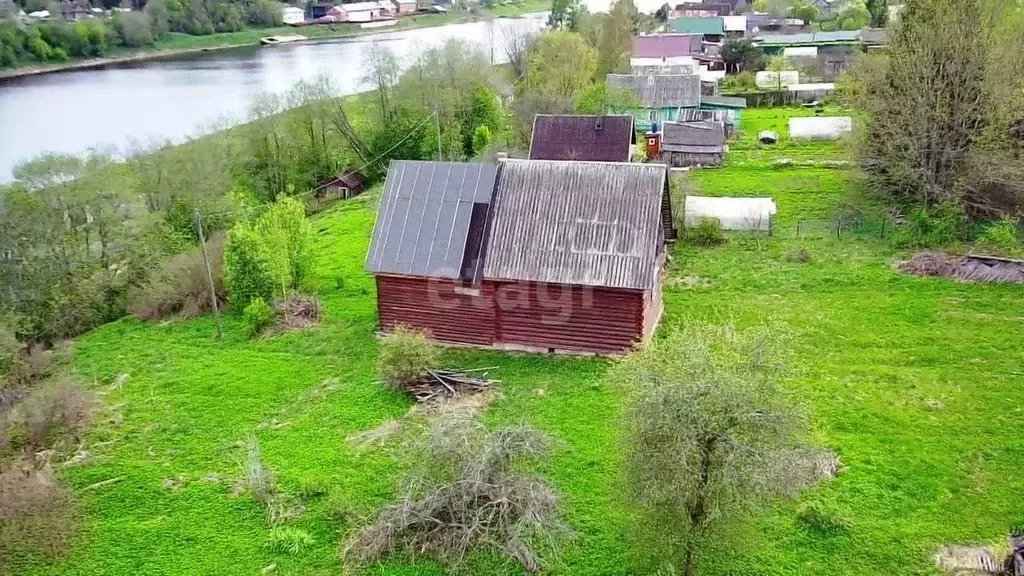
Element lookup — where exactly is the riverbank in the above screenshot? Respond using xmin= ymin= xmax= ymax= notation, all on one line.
xmin=0 ymin=0 xmax=550 ymax=81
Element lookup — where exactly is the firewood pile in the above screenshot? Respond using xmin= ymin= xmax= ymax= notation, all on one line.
xmin=402 ymin=368 xmax=498 ymax=403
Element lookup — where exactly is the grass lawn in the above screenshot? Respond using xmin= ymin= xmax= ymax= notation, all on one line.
xmin=13 ymin=107 xmax=1024 ymax=575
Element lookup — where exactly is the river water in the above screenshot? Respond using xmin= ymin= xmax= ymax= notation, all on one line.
xmin=0 ymin=13 xmax=550 ymax=182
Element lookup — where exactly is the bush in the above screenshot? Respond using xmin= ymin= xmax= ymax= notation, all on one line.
xmin=297 ymin=475 xmax=329 ymax=499
xmin=377 ymin=325 xmax=439 ymax=388
xmin=224 ymin=224 xmax=274 ymax=310
xmin=894 ymin=203 xmax=968 ymax=248
xmin=8 ymin=380 xmax=95 ymax=452
xmin=255 ymin=197 xmax=313 ymax=297
xmin=127 ymin=235 xmax=227 ymax=320
xmin=117 ymin=12 xmax=154 ymax=47
xmin=240 ymin=435 xmax=276 ymax=504
xmin=795 ymin=501 xmax=851 ymax=534
xmin=243 ymin=297 xmax=274 ymax=339
xmin=684 ymin=217 xmax=727 ymax=247
xmin=720 ymin=70 xmax=757 ymax=92
xmin=0 ymin=462 xmax=78 ymax=562
xmin=343 ymin=415 xmax=568 ymax=574
xmin=785 ymin=248 xmax=813 ymax=263
xmin=977 ymin=218 xmax=1020 ymax=253
xmin=267 ymin=526 xmax=314 ymax=555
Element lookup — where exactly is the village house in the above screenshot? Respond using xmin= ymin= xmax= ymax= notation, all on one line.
xmin=529 ymin=115 xmax=636 ymax=163
xmin=313 ymin=171 xmax=367 ymax=203
xmin=606 ymin=73 xmax=701 ymax=132
xmin=671 ymin=2 xmax=730 ymax=18
xmin=651 ymin=120 xmax=725 ymax=167
xmin=392 ymin=0 xmax=417 ymax=14
xmin=330 ymin=0 xmax=394 ymax=22
xmin=365 ymin=159 xmax=674 ymax=355
xmin=281 ymin=5 xmax=304 ymax=24
xmin=670 ymin=17 xmax=725 ymax=43
xmin=630 ymin=34 xmax=702 ymax=72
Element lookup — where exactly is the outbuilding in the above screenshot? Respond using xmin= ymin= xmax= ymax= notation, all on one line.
xmin=606 ymin=73 xmax=701 ymax=132
xmin=658 ymin=120 xmax=725 ymax=167
xmin=529 ymin=115 xmax=636 ymax=162
xmin=281 ymin=5 xmax=304 ymax=24
xmin=366 ymin=159 xmax=674 ymax=354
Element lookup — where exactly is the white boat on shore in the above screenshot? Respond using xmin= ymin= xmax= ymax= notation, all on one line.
xmin=259 ymin=34 xmax=307 ymax=46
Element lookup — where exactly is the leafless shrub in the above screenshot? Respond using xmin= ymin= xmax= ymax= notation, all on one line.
xmin=240 ymin=435 xmax=276 ymax=505
xmin=377 ymin=325 xmax=439 ymax=389
xmin=0 ymin=460 xmax=77 ymax=562
xmin=342 ymin=415 xmax=569 ymax=574
xmin=127 ymin=234 xmax=227 ymax=320
xmin=4 ymin=379 xmax=96 ymax=454
xmin=273 ymin=294 xmax=323 ymax=331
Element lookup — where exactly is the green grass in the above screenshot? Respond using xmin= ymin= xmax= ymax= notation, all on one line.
xmin=13 ymin=107 xmax=1024 ymax=576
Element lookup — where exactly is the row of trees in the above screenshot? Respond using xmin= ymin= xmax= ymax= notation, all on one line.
xmin=0 ymin=0 xmax=284 ymax=68
xmin=752 ymin=0 xmax=887 ymax=30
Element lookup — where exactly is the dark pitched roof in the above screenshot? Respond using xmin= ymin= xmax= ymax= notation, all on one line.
xmin=529 ymin=115 xmax=635 ymax=162
xmin=365 ymin=161 xmax=498 ymax=280
xmin=607 ymin=74 xmax=701 ymax=108
xmin=631 ymin=34 xmax=701 ymax=58
xmin=483 ymin=160 xmax=667 ymax=290
xmin=662 ymin=120 xmax=725 ymax=153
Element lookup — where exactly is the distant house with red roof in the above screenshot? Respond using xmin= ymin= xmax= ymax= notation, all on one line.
xmin=630 ymin=34 xmax=702 ymax=73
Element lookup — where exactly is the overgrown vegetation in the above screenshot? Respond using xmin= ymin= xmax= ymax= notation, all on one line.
xmin=851 ymin=0 xmax=1024 ymax=221
xmin=684 ymin=218 xmax=727 ymax=247
xmin=343 ymin=415 xmax=569 ymax=574
xmin=377 ymin=325 xmax=439 ymax=388
xmin=127 ymin=234 xmax=227 ymax=320
xmin=615 ymin=323 xmax=818 ymax=576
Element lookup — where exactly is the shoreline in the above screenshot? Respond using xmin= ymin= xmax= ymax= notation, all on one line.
xmin=0 ymin=4 xmax=548 ymax=81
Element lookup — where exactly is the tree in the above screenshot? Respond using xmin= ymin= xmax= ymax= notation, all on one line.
xmin=615 ymin=324 xmax=818 ymax=576
xmin=852 ymin=0 xmax=1024 ymax=218
xmin=766 ymin=54 xmax=790 ymax=92
xmin=793 ymin=3 xmax=818 ymax=25
xmin=654 ymin=2 xmax=671 ymax=22
xmin=866 ymin=0 xmax=888 ymax=27
xmin=525 ymin=31 xmax=597 ymax=107
xmin=547 ymin=0 xmax=580 ymax=29
xmin=721 ymin=39 xmax=763 ymax=73
xmin=596 ymin=0 xmax=636 ymax=75
xmin=360 ymin=43 xmax=400 ymax=121
xmin=836 ymin=3 xmax=870 ymax=29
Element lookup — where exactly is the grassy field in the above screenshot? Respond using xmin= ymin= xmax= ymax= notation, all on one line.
xmin=13 ymin=108 xmax=1024 ymax=575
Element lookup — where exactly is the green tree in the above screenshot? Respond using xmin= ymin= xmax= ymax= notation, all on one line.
xmin=851 ymin=0 xmax=1024 ymax=218
xmin=596 ymin=0 xmax=636 ymax=75
xmin=722 ymin=39 xmax=763 ymax=73
xmin=615 ymin=324 xmax=818 ymax=576
xmin=866 ymin=0 xmax=888 ymax=27
xmin=526 ymin=30 xmax=597 ymax=108
xmin=793 ymin=3 xmax=818 ymax=24
xmin=547 ymin=0 xmax=580 ymax=29
xmin=836 ymin=3 xmax=871 ymax=29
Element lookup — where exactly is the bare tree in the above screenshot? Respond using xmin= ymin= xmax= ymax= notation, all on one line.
xmin=501 ymin=21 xmax=535 ymax=81
xmin=361 ymin=43 xmax=401 ymax=121
xmin=615 ymin=323 xmax=819 ymax=576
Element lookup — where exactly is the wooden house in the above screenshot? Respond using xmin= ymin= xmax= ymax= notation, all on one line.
xmin=529 ymin=115 xmax=636 ymax=162
xmin=606 ymin=73 xmax=701 ymax=132
xmin=630 ymin=34 xmax=702 ymax=72
xmin=670 ymin=17 xmax=725 ymax=42
xmin=365 ymin=159 xmax=674 ymax=355
xmin=658 ymin=120 xmax=725 ymax=167
xmin=314 ymin=171 xmax=367 ymax=202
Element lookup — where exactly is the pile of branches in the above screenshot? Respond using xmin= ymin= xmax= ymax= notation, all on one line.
xmin=273 ymin=294 xmax=323 ymax=330
xmin=342 ymin=416 xmax=568 ymax=574
xmin=401 ymin=368 xmax=498 ymax=403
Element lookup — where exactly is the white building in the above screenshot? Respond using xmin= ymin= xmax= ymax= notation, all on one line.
xmin=281 ymin=6 xmax=304 ymax=24
xmin=789 ymin=116 xmax=853 ymax=140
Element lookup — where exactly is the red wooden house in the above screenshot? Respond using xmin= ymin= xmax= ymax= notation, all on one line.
xmin=365 ymin=159 xmax=674 ymax=355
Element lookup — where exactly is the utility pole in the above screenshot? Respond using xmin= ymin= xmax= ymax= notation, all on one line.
xmin=194 ymin=209 xmax=223 ymax=339
xmin=435 ymin=110 xmax=443 ymax=161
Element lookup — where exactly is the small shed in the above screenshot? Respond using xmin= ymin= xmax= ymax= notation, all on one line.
xmin=366 ymin=159 xmax=674 ymax=354
xmin=529 ymin=115 xmax=636 ymax=162
xmin=392 ymin=0 xmax=416 ymax=13
xmin=659 ymin=120 xmax=725 ymax=167
xmin=314 ymin=171 xmax=367 ymax=202
xmin=789 ymin=116 xmax=852 ymax=140
xmin=684 ymin=196 xmax=777 ymax=231
xmin=606 ymin=73 xmax=701 ymax=132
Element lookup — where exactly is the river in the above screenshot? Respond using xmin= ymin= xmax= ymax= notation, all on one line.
xmin=0 ymin=13 xmax=551 ymax=182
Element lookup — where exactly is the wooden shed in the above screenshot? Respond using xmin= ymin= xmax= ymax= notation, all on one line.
xmin=365 ymin=159 xmax=674 ymax=355
xmin=659 ymin=120 xmax=725 ymax=167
